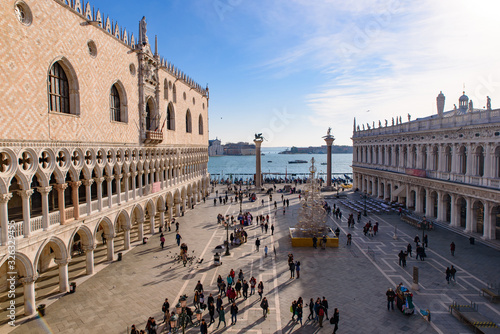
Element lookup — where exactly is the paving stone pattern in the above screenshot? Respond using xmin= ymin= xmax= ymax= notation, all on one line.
xmin=7 ymin=187 xmax=500 ymax=334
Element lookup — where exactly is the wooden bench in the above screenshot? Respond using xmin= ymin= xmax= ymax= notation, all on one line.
xmin=481 ymin=287 xmax=500 ymax=303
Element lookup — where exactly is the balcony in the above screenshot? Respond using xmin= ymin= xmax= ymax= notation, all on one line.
xmin=144 ymin=130 xmax=163 ymax=144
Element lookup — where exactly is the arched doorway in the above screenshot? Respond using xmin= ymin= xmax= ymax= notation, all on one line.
xmin=457 ymin=197 xmax=466 ymax=228
xmin=472 ymin=201 xmax=484 ymax=234
xmin=443 ymin=194 xmax=451 ymax=223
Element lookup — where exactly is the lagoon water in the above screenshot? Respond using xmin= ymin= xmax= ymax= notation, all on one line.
xmin=208 ymin=147 xmax=352 ymax=178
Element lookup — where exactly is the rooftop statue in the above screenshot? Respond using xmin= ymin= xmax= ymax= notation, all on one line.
xmin=139 ymin=16 xmax=149 ymax=46
xmin=254 ymin=133 xmax=264 ymax=140
xmin=327 ymin=127 xmax=331 ymax=136
xmin=487 ymin=96 xmax=492 ymax=110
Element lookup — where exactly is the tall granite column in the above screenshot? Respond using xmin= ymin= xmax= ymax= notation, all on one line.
xmin=323 ymin=130 xmax=335 ymax=189
xmin=254 ymin=138 xmax=263 ymax=189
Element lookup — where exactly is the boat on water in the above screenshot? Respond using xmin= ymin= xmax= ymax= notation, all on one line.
xmin=267 ymin=161 xmax=272 ymax=163
xmin=321 ymin=163 xmax=327 ymax=165
xmin=288 ymin=160 xmax=308 ymax=164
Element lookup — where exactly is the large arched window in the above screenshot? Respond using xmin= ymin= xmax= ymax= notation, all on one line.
xmin=445 ymin=146 xmax=452 ymax=172
xmin=185 ymin=109 xmax=192 ymax=133
xmin=459 ymin=145 xmax=467 ymax=175
xmin=167 ymin=103 xmax=175 ymax=130
xmin=110 ymin=85 xmax=121 ymax=121
xmin=48 ymin=62 xmax=69 ymax=113
xmin=47 ymin=58 xmax=80 ymax=115
xmin=198 ymin=114 xmax=203 ymax=135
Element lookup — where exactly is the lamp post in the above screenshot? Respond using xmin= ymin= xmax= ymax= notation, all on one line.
xmin=169 ymin=313 xmax=178 ymax=333
xmin=421 ymin=216 xmax=427 ymax=248
xmin=225 ymin=221 xmax=231 ymax=256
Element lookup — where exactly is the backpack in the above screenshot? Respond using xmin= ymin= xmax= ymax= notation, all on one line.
xmin=319 ymin=308 xmax=324 ymax=316
xmin=330 ymin=317 xmax=335 ymax=324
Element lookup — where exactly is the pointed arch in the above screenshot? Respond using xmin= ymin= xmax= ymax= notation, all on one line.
xmin=186 ymin=109 xmax=192 ymax=133
xmin=110 ymin=80 xmax=128 ymax=123
xmin=167 ymin=102 xmax=175 ymax=130
xmin=198 ymin=114 xmax=204 ymax=135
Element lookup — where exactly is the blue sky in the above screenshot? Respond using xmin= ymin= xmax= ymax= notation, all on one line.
xmin=93 ymin=0 xmax=500 ymax=146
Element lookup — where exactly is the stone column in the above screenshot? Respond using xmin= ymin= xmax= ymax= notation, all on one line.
xmin=483 ymin=144 xmax=492 ymax=179
xmin=124 ymin=173 xmax=130 ymax=202
xmin=95 ymin=177 xmax=104 ymax=212
xmin=450 ymin=194 xmax=458 ymax=227
xmin=425 ymin=191 xmax=433 ymax=218
xmin=37 ymin=187 xmax=52 ymax=230
xmin=82 ymin=179 xmax=94 ymax=216
xmin=254 ymin=139 xmax=263 ymax=189
xmin=138 ymin=171 xmax=144 ymax=196
xmin=68 ymin=181 xmax=81 ymax=219
xmin=482 ymin=201 xmax=492 ymax=240
xmin=20 ymin=276 xmax=37 ymax=315
xmin=466 ymin=143 xmax=473 ymax=176
xmin=415 ymin=187 xmax=423 ymax=213
xmin=84 ymin=245 xmax=96 ymax=275
xmin=324 ymin=136 xmax=335 ymax=188
xmin=150 ymin=211 xmax=155 ymax=235
xmin=166 ymin=206 xmax=172 ymax=222
xmin=105 ymin=175 xmax=114 ymax=208
xmin=116 ymin=174 xmax=122 ymax=205
xmin=123 ymin=226 xmax=131 ymax=250
xmin=54 ymin=184 xmax=68 ymax=225
xmin=131 ymin=172 xmax=137 ymax=200
xmin=18 ymin=189 xmax=34 ymax=237
xmin=175 ymin=201 xmax=181 ymax=217
xmin=465 ymin=197 xmax=473 ymax=232
xmin=0 ymin=193 xmax=12 ymax=245
xmin=105 ymin=233 xmax=115 ymax=261
xmin=437 ymin=191 xmax=445 ymax=221
xmin=54 ymin=258 xmax=70 ymax=293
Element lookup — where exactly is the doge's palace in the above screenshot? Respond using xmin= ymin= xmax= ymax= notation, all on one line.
xmin=0 ymin=0 xmax=210 ymax=318
xmin=352 ymin=91 xmax=500 ymax=243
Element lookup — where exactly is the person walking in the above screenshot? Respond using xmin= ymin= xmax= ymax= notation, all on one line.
xmin=289 ymin=261 xmax=296 ymax=279
xmin=176 ymin=232 xmax=182 ymax=246
xmin=200 ymin=319 xmax=208 ymax=334
xmin=161 ymin=298 xmax=170 ymax=323
xmin=255 ymin=238 xmax=261 ymax=252
xmin=260 ymin=297 xmax=269 ymax=319
xmin=296 ymin=261 xmax=301 ymax=279
xmin=296 ymin=303 xmax=303 ymax=325
xmin=160 ymin=235 xmax=165 ymax=249
xmin=230 ymin=302 xmax=238 ymax=325
xmin=450 ymin=242 xmax=455 ymax=256
xmin=235 ymin=279 xmax=242 ymax=298
xmin=242 ymin=280 xmax=249 ymax=300
xmin=386 ymin=288 xmax=395 ymax=310
xmin=331 ymin=308 xmax=340 ymax=334
xmin=271 ymin=224 xmax=275 ymax=235
xmin=318 ymin=304 xmax=325 ymax=327
xmin=347 ymin=233 xmax=352 ymax=245
xmin=307 ymin=298 xmax=314 ymax=320
xmin=216 ymin=306 xmax=226 ymax=329
xmin=258 ymin=281 xmax=264 ymax=300
xmin=423 ymin=234 xmax=428 ymax=247
xmin=208 ymin=302 xmax=215 ymax=326
xmin=322 ymin=235 xmax=327 ymax=249
xmin=250 ymin=276 xmax=256 ymax=295
xmin=322 ymin=296 xmax=329 ymax=320
xmin=265 ymin=222 xmax=269 ymax=233
xmin=446 ymin=267 xmax=451 ymax=284
xmin=312 ymin=236 xmax=318 ymax=249
xmin=264 ymin=245 xmax=268 ymax=257
xmin=450 ymin=265 xmax=457 ymax=282
xmin=314 ymin=298 xmax=321 ymax=322
xmin=407 ymin=243 xmax=412 ymax=257
xmin=291 ymin=300 xmax=297 ymax=321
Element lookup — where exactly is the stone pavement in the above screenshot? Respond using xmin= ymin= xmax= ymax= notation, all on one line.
xmin=5 ymin=186 xmax=499 ymax=334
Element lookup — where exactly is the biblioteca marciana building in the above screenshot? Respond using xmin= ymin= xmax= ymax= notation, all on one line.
xmin=352 ymin=91 xmax=500 ymax=242
xmin=0 ymin=0 xmax=210 ymax=318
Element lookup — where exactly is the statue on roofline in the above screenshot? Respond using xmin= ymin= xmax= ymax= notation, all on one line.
xmin=487 ymin=96 xmax=491 ymax=110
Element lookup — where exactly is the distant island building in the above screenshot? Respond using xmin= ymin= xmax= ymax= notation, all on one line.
xmin=280 ymin=145 xmax=353 ymax=154
xmin=224 ymin=142 xmax=256 ymax=155
xmin=208 ymin=138 xmax=224 ymax=156
xmin=352 ymin=91 xmax=500 ymax=240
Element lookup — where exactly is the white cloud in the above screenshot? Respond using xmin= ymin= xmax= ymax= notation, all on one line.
xmin=253 ymin=0 xmax=500 ymax=145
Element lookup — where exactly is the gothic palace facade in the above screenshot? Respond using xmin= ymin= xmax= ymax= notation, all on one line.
xmin=0 ymin=0 xmax=210 ymax=317
xmin=352 ymin=92 xmax=500 ymax=242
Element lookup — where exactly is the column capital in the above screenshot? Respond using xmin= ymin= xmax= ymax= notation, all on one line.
xmin=54 ymin=258 xmax=71 ymax=266
xmin=0 ymin=193 xmax=13 ymax=203
xmin=20 ymin=274 xmax=39 ymax=284
xmin=37 ymin=186 xmax=52 ymax=195
xmin=116 ymin=174 xmax=123 ymax=180
xmin=83 ymin=245 xmax=97 ymax=252
xmin=125 ymin=172 xmax=131 ymax=177
xmin=122 ymin=225 xmax=131 ymax=231
xmin=94 ymin=177 xmax=105 ymax=184
xmin=17 ymin=189 xmax=34 ymax=198
xmin=82 ymin=179 xmax=94 ymax=187
xmin=105 ymin=175 xmax=114 ymax=182
xmin=104 ymin=233 xmax=115 ymax=239
xmin=54 ymin=183 xmax=68 ymax=191
xmin=68 ymin=181 xmax=82 ymax=189
xmin=138 ymin=170 xmax=144 ymax=175
xmin=137 ymin=219 xmax=145 ymax=224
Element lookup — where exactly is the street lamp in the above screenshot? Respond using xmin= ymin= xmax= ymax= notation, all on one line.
xmin=421 ymin=216 xmax=428 ymax=248
xmin=169 ymin=313 xmax=178 ymax=333
xmin=195 ymin=309 xmax=203 ymax=325
xmin=176 ymin=295 xmax=189 ymax=334
xmin=225 ymin=221 xmax=231 ymax=256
